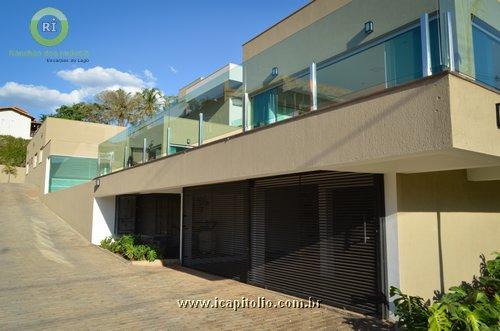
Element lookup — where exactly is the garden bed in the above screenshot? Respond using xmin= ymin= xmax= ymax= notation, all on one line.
xmin=100 ymin=235 xmax=162 ymax=262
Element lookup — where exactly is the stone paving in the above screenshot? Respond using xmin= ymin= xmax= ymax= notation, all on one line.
xmin=0 ymin=183 xmax=393 ymax=330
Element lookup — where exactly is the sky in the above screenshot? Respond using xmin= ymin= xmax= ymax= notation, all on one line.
xmin=0 ymin=0 xmax=308 ymax=119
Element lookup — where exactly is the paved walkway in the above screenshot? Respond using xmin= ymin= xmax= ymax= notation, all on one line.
xmin=0 ymin=184 xmax=392 ymax=330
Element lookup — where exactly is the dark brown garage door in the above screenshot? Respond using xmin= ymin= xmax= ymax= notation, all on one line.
xmin=249 ymin=172 xmax=383 ymax=316
xmin=181 ymin=171 xmax=384 ymax=316
xmin=182 ymin=181 xmax=250 ymax=281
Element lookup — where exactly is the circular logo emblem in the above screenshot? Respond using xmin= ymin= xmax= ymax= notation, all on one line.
xmin=30 ymin=7 xmax=69 ymax=46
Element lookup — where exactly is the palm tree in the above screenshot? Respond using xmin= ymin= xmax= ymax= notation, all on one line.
xmin=138 ymin=88 xmax=162 ymax=120
xmin=2 ymin=164 xmax=17 ymax=183
xmin=163 ymin=95 xmax=178 ymax=108
xmin=96 ymin=89 xmax=141 ymax=126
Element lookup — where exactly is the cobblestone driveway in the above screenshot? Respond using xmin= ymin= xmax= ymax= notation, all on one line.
xmin=0 ymin=184 xmax=392 ymax=330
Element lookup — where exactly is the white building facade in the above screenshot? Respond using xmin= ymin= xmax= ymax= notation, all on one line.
xmin=0 ymin=107 xmax=34 ymax=139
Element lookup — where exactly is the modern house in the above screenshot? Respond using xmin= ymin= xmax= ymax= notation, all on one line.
xmin=0 ymin=106 xmax=40 ymax=139
xmin=97 ymin=63 xmax=243 ymax=175
xmin=28 ymin=0 xmax=499 ymax=319
xmin=25 ymin=117 xmax=125 ymax=194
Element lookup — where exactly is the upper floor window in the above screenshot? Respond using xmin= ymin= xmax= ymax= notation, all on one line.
xmin=472 ymin=16 xmax=500 ymax=90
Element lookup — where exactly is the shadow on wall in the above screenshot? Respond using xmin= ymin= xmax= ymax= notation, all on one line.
xmin=397 ymin=169 xmax=500 ymax=296
xmin=346 ymin=27 xmax=371 ymax=49
xmin=397 ymin=170 xmax=500 ymax=213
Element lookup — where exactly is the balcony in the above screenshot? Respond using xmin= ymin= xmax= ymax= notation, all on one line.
xmin=98 ymin=0 xmax=499 ymax=176
xmin=98 ymin=63 xmax=243 ymax=175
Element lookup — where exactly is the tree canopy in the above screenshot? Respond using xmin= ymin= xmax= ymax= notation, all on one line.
xmin=0 ymin=135 xmax=29 ymax=167
xmin=41 ymin=88 xmax=176 ymax=127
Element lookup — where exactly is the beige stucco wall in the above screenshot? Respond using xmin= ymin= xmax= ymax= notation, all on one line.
xmin=243 ymin=0 xmax=351 ymax=60
xmin=26 ymin=118 xmax=125 ymax=191
xmin=41 ymin=181 xmax=94 ymax=240
xmin=27 ymin=118 xmax=125 ymax=160
xmin=449 ymin=75 xmax=500 ymax=156
xmin=94 ymin=74 xmax=500 ymax=197
xmin=24 ymin=155 xmax=46 ymax=190
xmin=0 ymin=165 xmax=25 ymax=183
xmin=468 ymin=166 xmax=500 ymax=181
xmin=397 ymin=170 xmax=500 ymax=299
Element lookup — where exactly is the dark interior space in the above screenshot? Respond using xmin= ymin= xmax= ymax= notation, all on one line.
xmin=182 ymin=181 xmax=250 ymax=281
xmin=182 ymin=171 xmax=385 ymax=317
xmin=115 ymin=193 xmax=181 ymax=259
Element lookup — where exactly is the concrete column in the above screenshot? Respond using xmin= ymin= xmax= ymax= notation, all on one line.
xmin=43 ymin=157 xmax=50 ymax=194
xmin=91 ymin=196 xmax=116 ymax=245
xmin=383 ymin=173 xmax=400 ymax=319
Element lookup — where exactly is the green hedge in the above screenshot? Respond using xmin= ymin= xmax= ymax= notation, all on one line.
xmin=100 ymin=235 xmax=161 ymax=262
xmin=0 ymin=135 xmax=29 ymax=167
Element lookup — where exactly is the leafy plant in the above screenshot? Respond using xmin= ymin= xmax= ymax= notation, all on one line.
xmin=391 ymin=252 xmax=500 ymax=330
xmin=390 ymin=287 xmax=430 ymax=330
xmin=99 ymin=235 xmax=162 ymax=262
xmin=2 ymin=163 xmax=17 ymax=183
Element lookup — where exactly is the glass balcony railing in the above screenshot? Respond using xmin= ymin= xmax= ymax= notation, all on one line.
xmin=438 ymin=0 xmax=499 ymax=90
xmin=98 ymin=64 xmax=243 ymax=175
xmin=98 ymin=0 xmax=498 ymax=176
xmin=243 ymin=0 xmax=498 ymax=130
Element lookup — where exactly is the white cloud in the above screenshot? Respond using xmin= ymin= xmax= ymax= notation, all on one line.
xmin=143 ymin=69 xmax=156 ymax=82
xmin=0 ymin=66 xmax=159 ymax=116
xmin=0 ymin=82 xmax=83 ymax=111
xmin=57 ymin=66 xmax=150 ymax=89
xmin=169 ymin=66 xmax=178 ymax=74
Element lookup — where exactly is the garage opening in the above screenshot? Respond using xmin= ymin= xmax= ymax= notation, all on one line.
xmin=181 ymin=171 xmax=384 ymax=316
xmin=115 ymin=194 xmax=181 ymax=259
xmin=250 ymin=172 xmax=384 ymax=316
xmin=182 ymin=181 xmax=249 ymax=281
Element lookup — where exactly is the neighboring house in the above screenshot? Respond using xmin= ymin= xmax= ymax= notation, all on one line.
xmin=0 ymin=106 xmax=40 ymax=139
xmin=25 ymin=117 xmax=125 ymax=194
xmin=35 ymin=0 xmax=499 ymax=320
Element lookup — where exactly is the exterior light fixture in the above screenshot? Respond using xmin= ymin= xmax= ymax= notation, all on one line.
xmin=364 ymin=21 xmax=374 ymax=34
xmin=95 ymin=178 xmax=100 ymax=187
xmin=496 ymin=103 xmax=500 ymax=129
xmin=271 ymin=67 xmax=279 ymax=77
xmin=187 ymin=138 xmax=191 ymax=145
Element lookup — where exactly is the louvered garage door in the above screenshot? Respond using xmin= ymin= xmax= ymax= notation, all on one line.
xmin=249 ymin=172 xmax=383 ymax=316
xmin=183 ymin=181 xmax=250 ymax=281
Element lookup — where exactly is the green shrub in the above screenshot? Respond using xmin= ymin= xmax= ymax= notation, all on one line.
xmin=391 ymin=252 xmax=500 ymax=330
xmin=99 ymin=235 xmax=161 ymax=262
xmin=0 ymin=135 xmax=29 ymax=167
xmin=146 ymin=249 xmax=157 ymax=262
xmin=100 ymin=237 xmax=113 ymax=250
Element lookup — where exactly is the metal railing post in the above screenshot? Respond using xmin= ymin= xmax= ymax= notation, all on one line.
xmin=446 ymin=11 xmax=455 ymax=72
xmin=310 ymin=62 xmax=318 ymax=111
xmin=420 ymin=13 xmax=432 ymax=77
xmin=243 ymin=93 xmax=251 ymax=131
xmin=166 ymin=127 xmax=171 ymax=156
xmin=198 ymin=113 xmax=204 ymax=146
